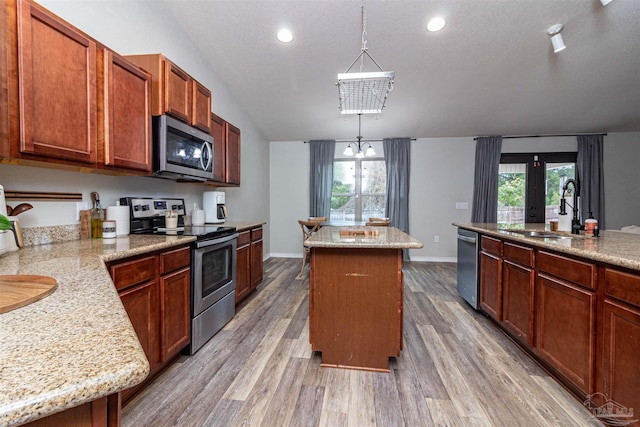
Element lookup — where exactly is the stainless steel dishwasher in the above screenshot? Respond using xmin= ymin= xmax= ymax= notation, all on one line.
xmin=457 ymin=228 xmax=480 ymax=309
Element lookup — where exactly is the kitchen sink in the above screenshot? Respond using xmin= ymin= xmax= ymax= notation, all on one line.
xmin=501 ymin=229 xmax=575 ymax=239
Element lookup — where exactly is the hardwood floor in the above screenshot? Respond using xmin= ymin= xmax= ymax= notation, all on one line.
xmin=122 ymin=259 xmax=601 ymax=427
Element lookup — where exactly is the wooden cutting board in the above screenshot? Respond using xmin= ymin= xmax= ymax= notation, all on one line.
xmin=0 ymin=275 xmax=57 ymax=314
xmin=339 ymin=227 xmax=380 ymax=237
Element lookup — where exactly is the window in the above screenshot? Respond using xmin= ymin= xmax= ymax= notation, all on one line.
xmin=331 ymin=158 xmax=386 ymax=221
xmin=498 ymin=152 xmax=576 ymax=227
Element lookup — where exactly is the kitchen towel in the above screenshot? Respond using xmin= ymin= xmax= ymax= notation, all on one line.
xmin=106 ymin=205 xmax=130 ymax=236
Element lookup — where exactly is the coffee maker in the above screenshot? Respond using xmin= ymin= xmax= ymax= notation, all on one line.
xmin=203 ymin=191 xmax=227 ymax=223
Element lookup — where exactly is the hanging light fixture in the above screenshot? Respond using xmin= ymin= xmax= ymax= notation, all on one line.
xmin=343 ymin=114 xmax=376 ymax=158
xmin=547 ymin=24 xmax=566 ymax=53
xmin=337 ymin=5 xmax=394 ymax=115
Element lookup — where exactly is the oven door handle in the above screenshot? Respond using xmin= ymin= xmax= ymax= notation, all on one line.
xmin=195 ymin=232 xmax=238 ymax=249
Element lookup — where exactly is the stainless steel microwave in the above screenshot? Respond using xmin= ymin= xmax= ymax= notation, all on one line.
xmin=152 ymin=115 xmax=213 ymax=181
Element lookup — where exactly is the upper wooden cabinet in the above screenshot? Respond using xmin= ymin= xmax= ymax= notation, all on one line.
xmin=16 ymin=0 xmax=97 ymax=163
xmin=209 ymin=112 xmax=241 ymax=186
xmin=98 ymin=49 xmax=152 ymax=172
xmin=125 ymin=54 xmax=211 ymax=133
xmin=3 ymin=0 xmax=152 ymax=174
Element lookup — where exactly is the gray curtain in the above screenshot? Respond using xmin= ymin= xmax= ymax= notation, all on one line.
xmin=577 ymin=135 xmax=605 ymax=228
xmin=309 ymin=140 xmax=335 ymax=218
xmin=383 ymin=138 xmax=411 ymax=260
xmin=471 ymin=136 xmax=503 ymax=223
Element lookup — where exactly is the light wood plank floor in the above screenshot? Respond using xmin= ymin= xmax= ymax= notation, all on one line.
xmin=123 ymin=258 xmax=602 ymax=427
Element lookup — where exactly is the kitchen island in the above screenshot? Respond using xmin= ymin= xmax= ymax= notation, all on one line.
xmin=305 ymin=226 xmax=423 ymax=372
xmin=454 ymin=222 xmax=640 ymax=419
xmin=0 ymin=234 xmax=195 ymax=426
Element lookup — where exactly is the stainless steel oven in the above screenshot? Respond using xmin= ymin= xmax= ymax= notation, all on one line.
xmin=190 ymin=232 xmax=237 ymax=354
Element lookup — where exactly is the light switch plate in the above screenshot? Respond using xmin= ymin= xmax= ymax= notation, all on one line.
xmin=455 ymin=202 xmax=469 ymax=210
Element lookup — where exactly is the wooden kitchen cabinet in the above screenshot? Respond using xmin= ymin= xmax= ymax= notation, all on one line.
xmin=501 ymin=242 xmax=535 ymax=346
xmin=480 ymin=236 xmax=502 ymax=321
xmin=602 ymin=268 xmax=640 ymax=414
xmin=22 ymin=394 xmax=119 ymax=427
xmin=4 ymin=0 xmax=152 ymax=175
xmin=235 ymin=230 xmax=252 ymax=303
xmin=534 ymin=250 xmax=596 ymax=396
xmin=15 ymin=0 xmax=97 ymax=164
xmin=208 ymin=112 xmax=241 ymax=186
xmin=108 ymin=244 xmax=191 ymax=404
xmin=1 ymin=3 xmax=9 ymax=158
xmin=125 ymin=53 xmax=211 ymax=132
xmin=97 ymin=49 xmax=152 ymax=172
xmin=235 ymin=226 xmax=264 ymax=304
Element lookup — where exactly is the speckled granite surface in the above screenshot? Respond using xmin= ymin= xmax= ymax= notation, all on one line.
xmin=453 ymin=223 xmax=640 ymax=271
xmin=305 ymin=226 xmax=424 ymax=249
xmin=214 ymin=220 xmax=266 ymax=231
xmin=21 ymin=224 xmax=80 ymax=247
xmin=0 ymin=234 xmax=195 ymax=426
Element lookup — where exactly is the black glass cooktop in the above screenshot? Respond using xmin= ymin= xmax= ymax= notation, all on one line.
xmin=138 ymin=225 xmax=236 ymax=240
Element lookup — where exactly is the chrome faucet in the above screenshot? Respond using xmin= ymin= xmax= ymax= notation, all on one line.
xmin=559 ymin=179 xmax=582 ymax=234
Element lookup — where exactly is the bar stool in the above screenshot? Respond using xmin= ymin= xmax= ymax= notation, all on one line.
xmin=297 ymin=219 xmax=323 ymax=279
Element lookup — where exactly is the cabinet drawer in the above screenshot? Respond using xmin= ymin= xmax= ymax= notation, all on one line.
xmin=481 ymin=235 xmax=502 ymax=256
xmin=237 ymin=230 xmax=251 ymax=247
xmin=503 ymin=242 xmax=534 ymax=268
xmin=160 ymin=246 xmax=191 ymax=275
xmin=250 ymin=227 xmax=263 ymax=241
xmin=537 ymin=251 xmax=596 ymax=290
xmin=605 ymin=268 xmax=640 ymax=308
xmin=110 ymin=255 xmax=156 ymax=291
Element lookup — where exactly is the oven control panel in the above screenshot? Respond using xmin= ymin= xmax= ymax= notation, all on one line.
xmin=120 ymin=197 xmax=186 ymax=219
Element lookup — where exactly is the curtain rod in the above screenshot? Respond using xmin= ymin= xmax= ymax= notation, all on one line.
xmin=473 ymin=132 xmax=607 ymax=141
xmin=304 ymin=138 xmax=416 ymax=143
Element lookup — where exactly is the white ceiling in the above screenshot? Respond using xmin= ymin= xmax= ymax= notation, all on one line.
xmin=161 ymin=0 xmax=640 ymax=142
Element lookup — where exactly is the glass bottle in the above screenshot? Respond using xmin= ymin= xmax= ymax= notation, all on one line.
xmin=91 ymin=192 xmax=104 ymax=238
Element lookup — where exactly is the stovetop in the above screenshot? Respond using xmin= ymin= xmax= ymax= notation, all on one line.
xmin=145 ymin=225 xmax=237 ymax=240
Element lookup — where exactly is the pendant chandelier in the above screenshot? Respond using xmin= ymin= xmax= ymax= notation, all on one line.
xmin=337 ymin=4 xmax=394 ymax=115
xmin=343 ymin=114 xmax=376 ymax=158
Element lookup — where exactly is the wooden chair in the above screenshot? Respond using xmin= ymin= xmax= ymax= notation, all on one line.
xmin=308 ymin=216 xmax=327 ymax=222
xmin=297 ymin=219 xmax=323 ymax=278
xmin=366 ymin=217 xmax=391 ymax=226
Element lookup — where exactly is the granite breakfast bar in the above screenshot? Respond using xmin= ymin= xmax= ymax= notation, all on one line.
xmin=305 ymin=226 xmax=423 ymax=372
xmin=0 ymin=234 xmax=195 ymax=426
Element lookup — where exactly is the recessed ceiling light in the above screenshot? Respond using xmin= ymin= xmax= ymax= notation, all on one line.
xmin=427 ymin=17 xmax=446 ymax=32
xmin=277 ymin=29 xmax=293 ymax=43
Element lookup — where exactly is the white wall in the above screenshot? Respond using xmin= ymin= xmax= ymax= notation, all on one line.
xmin=1 ymin=0 xmax=271 ymax=253
xmin=269 ymin=132 xmax=639 ymax=261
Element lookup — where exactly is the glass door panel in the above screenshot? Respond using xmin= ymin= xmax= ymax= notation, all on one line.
xmin=545 ymin=162 xmax=575 ymax=223
xmin=498 ymin=163 xmax=527 ymax=227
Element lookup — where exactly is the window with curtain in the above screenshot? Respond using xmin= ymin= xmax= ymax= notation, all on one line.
xmin=330 ymin=158 xmax=386 ymax=221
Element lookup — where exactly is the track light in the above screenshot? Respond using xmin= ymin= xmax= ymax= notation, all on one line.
xmin=547 ymin=24 xmax=565 ymax=53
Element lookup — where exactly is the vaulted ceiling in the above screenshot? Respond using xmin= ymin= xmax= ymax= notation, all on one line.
xmin=161 ymin=0 xmax=640 ymax=142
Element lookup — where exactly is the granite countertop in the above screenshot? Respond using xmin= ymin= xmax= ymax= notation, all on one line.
xmin=0 ymin=234 xmax=196 ymax=426
xmin=454 ymin=222 xmax=640 ymax=271
xmin=216 ymin=220 xmax=266 ymax=232
xmin=305 ymin=226 xmax=424 ymax=249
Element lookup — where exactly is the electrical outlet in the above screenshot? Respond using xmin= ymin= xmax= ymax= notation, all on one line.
xmin=434 ymin=235 xmax=440 ymax=243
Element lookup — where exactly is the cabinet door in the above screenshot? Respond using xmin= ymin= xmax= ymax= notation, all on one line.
xmin=602 ymin=300 xmax=640 ymax=415
xmin=250 ymin=239 xmax=263 ymax=288
xmin=225 ymin=122 xmax=241 ymax=185
xmin=235 ymin=239 xmax=251 ymax=304
xmin=100 ymin=50 xmax=152 ymax=172
xmin=210 ymin=113 xmax=226 ymax=182
xmin=191 ymin=80 xmax=211 ymax=132
xmin=502 ymin=260 xmax=535 ymax=346
xmin=0 ymin=2 xmax=8 ymax=157
xmin=480 ymin=251 xmax=502 ymax=321
xmin=163 ymin=60 xmax=191 ymax=123
xmin=17 ymin=0 xmax=96 ymax=163
xmin=159 ymin=267 xmax=190 ymax=361
xmin=535 ymin=273 xmax=596 ymax=395
xmin=119 ymin=281 xmax=158 ymax=370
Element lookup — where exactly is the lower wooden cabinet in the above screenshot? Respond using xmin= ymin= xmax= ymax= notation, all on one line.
xmin=235 ymin=226 xmax=263 ymax=304
xmin=535 ymin=273 xmax=596 ymax=395
xmin=480 ymin=251 xmax=502 ymax=321
xmin=107 ymin=244 xmax=190 ymax=403
xmin=502 ymin=260 xmax=535 ymax=346
xmin=22 ymin=394 xmax=119 ymax=427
